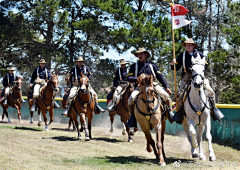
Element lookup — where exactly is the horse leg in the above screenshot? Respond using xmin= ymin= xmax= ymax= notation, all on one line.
xmin=42 ymin=111 xmax=49 ymax=131
xmin=161 ymin=121 xmax=166 ymax=161
xmin=47 ymin=108 xmax=54 ymax=126
xmin=3 ymin=106 xmax=11 ymax=123
xmin=182 ymin=119 xmax=198 ymax=158
xmin=122 ymin=122 xmax=126 ymax=135
xmin=72 ymin=111 xmax=82 ymax=139
xmin=80 ymin=113 xmax=90 ymax=141
xmin=197 ymin=124 xmax=206 ymax=160
xmin=155 ymin=124 xmax=166 ymax=166
xmin=205 ymin=116 xmax=216 ymax=161
xmin=38 ymin=109 xmax=42 ymax=126
xmin=79 ymin=116 xmax=84 ymax=132
xmin=186 ymin=119 xmax=198 ymax=148
xmin=30 ymin=110 xmax=34 ymax=124
xmin=109 ymin=112 xmax=114 ymax=132
xmin=15 ymin=104 xmax=22 ymax=123
xmin=88 ymin=116 xmax=93 ymax=140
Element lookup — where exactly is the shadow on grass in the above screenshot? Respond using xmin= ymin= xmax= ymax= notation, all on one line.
xmin=51 ymin=127 xmax=76 ymax=132
xmin=44 ymin=136 xmax=79 ymax=141
xmin=96 ymin=156 xmax=195 ymax=165
xmin=93 ymin=137 xmax=123 ymax=143
xmin=212 ymin=140 xmax=240 ymax=151
xmin=14 ymin=126 xmax=43 ymax=131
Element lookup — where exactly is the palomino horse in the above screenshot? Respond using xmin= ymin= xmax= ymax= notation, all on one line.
xmin=183 ymin=61 xmax=216 ymax=161
xmin=0 ymin=76 xmax=24 ymax=123
xmin=70 ymin=73 xmax=95 ymax=140
xmin=28 ymin=74 xmax=59 ymax=131
xmin=108 ymin=82 xmax=137 ymax=142
xmin=134 ymin=73 xmax=167 ymax=166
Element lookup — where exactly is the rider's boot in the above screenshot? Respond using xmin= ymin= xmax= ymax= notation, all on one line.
xmin=210 ymin=97 xmax=225 ymax=122
xmin=30 ymin=98 xmax=36 ymax=112
xmin=21 ymin=98 xmax=26 ymax=103
xmin=166 ymin=104 xmax=175 ymax=124
xmin=54 ymin=101 xmax=60 ymax=108
xmin=3 ymin=97 xmax=7 ymax=105
xmin=105 ymin=101 xmax=115 ymax=112
xmin=61 ymin=105 xmax=70 ymax=117
xmin=126 ymin=104 xmax=137 ymax=128
xmin=95 ymin=101 xmax=105 ymax=114
xmin=172 ymin=106 xmax=184 ymax=124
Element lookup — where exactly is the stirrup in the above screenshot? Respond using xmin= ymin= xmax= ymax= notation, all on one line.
xmin=212 ymin=107 xmax=225 ymax=122
xmin=54 ymin=101 xmax=60 ymax=108
xmin=166 ymin=108 xmax=175 ymax=124
xmin=95 ymin=104 xmax=105 ymax=114
xmin=61 ymin=109 xmax=69 ymax=117
xmin=172 ymin=107 xmax=183 ymax=124
xmin=105 ymin=104 xmax=115 ymax=112
xmin=21 ymin=98 xmax=26 ymax=103
xmin=3 ymin=99 xmax=7 ymax=105
xmin=126 ymin=115 xmax=137 ymax=128
xmin=30 ymin=105 xmax=36 ymax=112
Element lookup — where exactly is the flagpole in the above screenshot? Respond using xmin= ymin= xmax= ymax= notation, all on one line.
xmin=170 ymin=0 xmax=178 ymax=111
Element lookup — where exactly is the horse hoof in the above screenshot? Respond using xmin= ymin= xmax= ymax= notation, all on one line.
xmin=45 ymin=128 xmax=49 ymax=131
xmin=122 ymin=131 xmax=126 ymax=135
xmin=85 ymin=137 xmax=90 ymax=141
xmin=78 ymin=136 xmax=82 ymax=140
xmin=159 ymin=163 xmax=166 ymax=166
xmin=19 ymin=121 xmax=23 ymax=123
xmin=130 ymin=131 xmax=135 ymax=136
xmin=30 ymin=121 xmax=33 ymax=124
xmin=110 ymin=129 xmax=113 ymax=132
xmin=128 ymin=139 xmax=133 ymax=143
xmin=73 ymin=128 xmax=76 ymax=131
xmin=199 ymin=156 xmax=206 ymax=161
xmin=209 ymin=156 xmax=216 ymax=161
xmin=38 ymin=122 xmax=41 ymax=126
xmin=192 ymin=154 xmax=198 ymax=158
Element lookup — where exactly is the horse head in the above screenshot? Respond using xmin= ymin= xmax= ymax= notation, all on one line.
xmin=190 ymin=63 xmax=205 ymax=91
xmin=15 ymin=76 xmax=23 ymax=91
xmin=49 ymin=74 xmax=59 ymax=93
xmin=79 ymin=72 xmax=89 ymax=94
xmin=138 ymin=73 xmax=155 ymax=110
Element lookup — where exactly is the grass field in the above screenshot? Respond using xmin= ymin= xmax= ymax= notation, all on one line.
xmin=0 ymin=119 xmax=239 ymax=170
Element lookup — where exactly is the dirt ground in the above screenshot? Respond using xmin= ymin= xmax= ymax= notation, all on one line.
xmin=0 ymin=118 xmax=240 ymax=170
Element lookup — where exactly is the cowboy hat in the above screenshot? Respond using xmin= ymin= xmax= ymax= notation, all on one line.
xmin=134 ymin=47 xmax=150 ymax=58
xmin=181 ymin=38 xmax=198 ymax=49
xmin=119 ymin=59 xmax=129 ymax=65
xmin=38 ymin=59 xmax=47 ymax=64
xmin=9 ymin=67 xmax=15 ymax=71
xmin=75 ymin=56 xmax=85 ymax=63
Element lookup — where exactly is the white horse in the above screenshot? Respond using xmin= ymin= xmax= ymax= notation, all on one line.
xmin=183 ymin=56 xmax=216 ymax=161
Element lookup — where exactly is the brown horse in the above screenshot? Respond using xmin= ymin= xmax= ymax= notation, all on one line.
xmin=69 ymin=73 xmax=95 ymax=140
xmin=134 ymin=73 xmax=167 ymax=166
xmin=108 ymin=82 xmax=137 ymax=142
xmin=28 ymin=74 xmax=59 ymax=131
xmin=0 ymin=76 xmax=24 ymax=123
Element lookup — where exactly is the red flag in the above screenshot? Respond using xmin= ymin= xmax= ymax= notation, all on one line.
xmin=171 ymin=4 xmax=192 ymax=29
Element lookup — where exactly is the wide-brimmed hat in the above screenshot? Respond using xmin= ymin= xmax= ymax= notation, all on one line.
xmin=75 ymin=56 xmax=85 ymax=63
xmin=38 ymin=59 xmax=46 ymax=64
xmin=9 ymin=67 xmax=15 ymax=71
xmin=134 ymin=47 xmax=150 ymax=58
xmin=119 ymin=59 xmax=129 ymax=65
xmin=181 ymin=38 xmax=198 ymax=49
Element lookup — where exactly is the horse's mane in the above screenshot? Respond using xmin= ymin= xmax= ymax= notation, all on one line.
xmin=137 ymin=74 xmax=153 ymax=86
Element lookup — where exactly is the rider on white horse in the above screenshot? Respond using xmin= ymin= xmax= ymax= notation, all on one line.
xmin=171 ymin=38 xmax=224 ymax=124
xmin=61 ymin=56 xmax=105 ymax=117
xmin=29 ymin=59 xmax=60 ymax=111
xmin=126 ymin=47 xmax=174 ymax=127
xmin=106 ymin=59 xmax=129 ymax=112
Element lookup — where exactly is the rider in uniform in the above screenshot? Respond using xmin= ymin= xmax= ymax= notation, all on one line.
xmin=61 ymin=56 xmax=105 ymax=116
xmin=171 ymin=38 xmax=224 ymax=124
xmin=1 ymin=67 xmax=25 ymax=105
xmin=126 ymin=47 xmax=174 ymax=127
xmin=30 ymin=59 xmax=59 ymax=111
xmin=106 ymin=59 xmax=129 ymax=112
